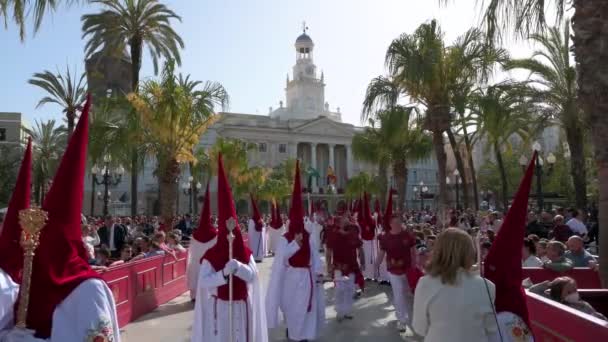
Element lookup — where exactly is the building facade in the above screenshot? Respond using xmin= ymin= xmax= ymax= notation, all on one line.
xmin=0 ymin=112 xmax=24 ymax=146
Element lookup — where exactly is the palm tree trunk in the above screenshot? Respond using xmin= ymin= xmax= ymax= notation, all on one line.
xmin=160 ymin=158 xmax=180 ymax=230
xmin=495 ymin=143 xmax=508 ymax=211
xmin=459 ymin=113 xmax=479 ymax=210
xmin=432 ymin=130 xmax=448 ymax=211
xmin=393 ymin=159 xmax=408 ymax=212
xmin=378 ymin=162 xmax=388 ymax=208
xmin=565 ymin=125 xmax=587 ymax=209
xmin=447 ymin=129 xmax=470 ymax=209
xmin=572 ymin=2 xmax=608 ymax=287
xmin=129 ymin=38 xmax=143 ymax=217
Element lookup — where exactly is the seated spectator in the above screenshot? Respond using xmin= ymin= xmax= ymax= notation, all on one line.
xmin=565 ymin=236 xmax=596 ymax=267
xmin=526 ymin=212 xmax=546 ymax=238
xmin=167 ymin=232 xmax=186 ymax=253
xmin=543 ymin=241 xmax=573 ymax=272
xmin=153 ymin=231 xmax=176 ymax=258
xmin=536 ymin=239 xmax=549 ymax=261
xmin=120 ymin=244 xmax=134 ymax=262
xmin=94 ymin=247 xmax=112 ymax=267
xmin=527 ymin=234 xmax=540 ymax=244
xmin=528 ymin=276 xmax=607 ymax=320
xmin=566 ymin=209 xmax=588 ymax=237
xmin=522 ymin=238 xmax=543 ymax=267
xmin=550 ymin=215 xmax=573 ymax=242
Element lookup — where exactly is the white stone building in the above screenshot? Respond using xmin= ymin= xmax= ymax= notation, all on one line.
xmin=84 ymin=29 xmax=377 ymax=215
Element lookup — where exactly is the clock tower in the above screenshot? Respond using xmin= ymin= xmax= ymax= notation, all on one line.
xmin=285 ymin=26 xmax=326 ymax=117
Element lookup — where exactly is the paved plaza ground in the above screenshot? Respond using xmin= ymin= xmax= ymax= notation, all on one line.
xmin=121 ymin=254 xmax=419 ymax=342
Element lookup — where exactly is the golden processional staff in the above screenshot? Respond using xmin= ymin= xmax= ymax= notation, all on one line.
xmin=15 ymin=207 xmax=48 ymax=328
xmin=226 ymin=216 xmax=236 ymax=342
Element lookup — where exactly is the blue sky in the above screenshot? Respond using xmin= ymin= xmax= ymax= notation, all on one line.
xmin=0 ymin=0 xmax=538 ymax=126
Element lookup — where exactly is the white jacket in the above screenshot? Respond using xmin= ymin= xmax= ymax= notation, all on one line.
xmin=413 ymin=270 xmax=497 ymax=342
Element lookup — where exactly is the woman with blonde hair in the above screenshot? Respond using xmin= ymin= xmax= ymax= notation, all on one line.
xmin=413 ymin=228 xmax=497 ymax=341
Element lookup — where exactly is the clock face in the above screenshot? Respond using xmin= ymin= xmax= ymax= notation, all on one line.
xmin=305 ymin=66 xmax=314 ymax=75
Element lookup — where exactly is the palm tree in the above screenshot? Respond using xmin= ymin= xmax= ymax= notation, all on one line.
xmin=82 ymin=0 xmax=184 ymax=216
xmin=25 ymin=119 xmax=67 ymax=204
xmin=128 ymin=61 xmax=227 ymax=226
xmin=208 ymin=138 xmax=256 ymax=182
xmin=345 ymin=172 xmax=380 ymax=200
xmin=365 ymin=21 xmax=505 ymax=211
xmin=504 ymin=22 xmax=587 ymax=209
xmin=28 ymin=66 xmax=87 ymax=139
xmin=353 ymin=105 xmax=432 ymax=211
xmin=469 ymin=83 xmax=536 ymax=210
xmin=446 ymin=0 xmax=608 ymax=289
xmin=1 ymin=0 xmax=80 ymax=40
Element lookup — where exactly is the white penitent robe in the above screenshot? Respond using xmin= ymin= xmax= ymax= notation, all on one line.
xmin=361 ymin=238 xmax=377 ymax=280
xmin=0 ymin=269 xmax=18 ymax=332
xmin=248 ymin=220 xmax=266 ymax=262
xmin=311 ymin=220 xmax=323 ymax=252
xmin=488 ymin=312 xmax=534 ymax=342
xmin=266 ymin=225 xmax=284 ymax=254
xmin=0 ymin=278 xmax=121 ymax=342
xmin=191 ymin=255 xmax=268 ymax=342
xmin=266 ymin=236 xmax=325 ymax=341
xmin=187 ymin=237 xmax=217 ymax=299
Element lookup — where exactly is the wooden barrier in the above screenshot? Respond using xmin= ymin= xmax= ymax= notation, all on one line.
xmin=527 ymin=291 xmax=608 ymax=341
xmin=99 ymin=251 xmax=189 ymax=327
xmin=522 ymin=267 xmax=602 ymax=289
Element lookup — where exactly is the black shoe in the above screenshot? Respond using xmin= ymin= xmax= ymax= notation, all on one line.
xmin=344 ymin=315 xmax=354 ymax=320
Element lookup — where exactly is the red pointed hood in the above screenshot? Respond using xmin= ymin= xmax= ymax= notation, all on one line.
xmin=484 ymin=151 xmax=536 ymax=327
xmin=0 ymin=138 xmax=32 ymax=283
xmin=270 ymin=202 xmax=282 ymax=229
xmin=383 ymin=189 xmax=395 ymax=231
xmin=202 ymin=153 xmax=252 ymax=300
xmin=26 ymin=95 xmax=100 ymax=338
xmin=192 ymin=182 xmax=217 ymax=243
xmin=287 ymin=161 xmax=305 ymax=235
xmin=284 ymin=160 xmax=310 ymax=257
xmin=361 ymin=193 xmax=375 ymax=240
xmin=250 ymin=193 xmax=263 ymax=232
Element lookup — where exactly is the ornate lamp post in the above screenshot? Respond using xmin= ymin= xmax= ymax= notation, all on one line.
xmin=519 ymin=141 xmax=556 ymax=212
xmin=182 ymin=176 xmax=202 ymax=214
xmin=414 ymin=181 xmax=429 ymax=211
xmin=91 ymin=155 xmax=123 ymax=216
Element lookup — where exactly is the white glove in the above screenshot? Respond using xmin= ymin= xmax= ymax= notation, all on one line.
xmin=0 ymin=328 xmax=46 ymax=342
xmin=223 ymin=259 xmax=239 ymax=276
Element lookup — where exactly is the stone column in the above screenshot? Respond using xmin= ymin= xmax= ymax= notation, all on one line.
xmin=289 ymin=141 xmax=298 ymax=159
xmin=328 ymin=143 xmax=335 ymax=171
xmin=346 ymin=144 xmax=353 ymax=180
xmin=310 ymin=143 xmax=317 ymax=192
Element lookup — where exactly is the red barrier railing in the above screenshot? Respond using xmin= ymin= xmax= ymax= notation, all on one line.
xmin=522 ymin=267 xmax=602 ymax=289
xmin=526 ymin=291 xmax=608 ymax=341
xmin=99 ymin=251 xmax=188 ymax=327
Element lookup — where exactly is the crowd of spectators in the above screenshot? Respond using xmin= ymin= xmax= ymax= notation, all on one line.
xmin=81 ymin=214 xmax=190 ymax=271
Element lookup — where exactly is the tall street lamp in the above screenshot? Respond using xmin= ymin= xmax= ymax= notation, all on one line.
xmin=182 ymin=176 xmax=202 ymax=214
xmin=453 ymin=169 xmax=462 ymax=211
xmin=91 ymin=155 xmax=124 ymax=216
xmin=519 ymin=141 xmax=556 ymax=212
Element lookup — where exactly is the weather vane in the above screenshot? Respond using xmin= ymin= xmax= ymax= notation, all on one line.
xmin=302 ymin=21 xmax=308 ymax=33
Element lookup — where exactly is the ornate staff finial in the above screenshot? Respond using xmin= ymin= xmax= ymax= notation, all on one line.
xmin=16 ymin=207 xmax=48 ymax=328
xmin=226 ymin=216 xmax=236 ymax=233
